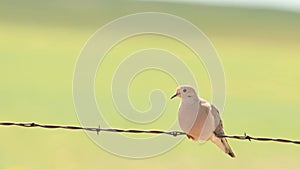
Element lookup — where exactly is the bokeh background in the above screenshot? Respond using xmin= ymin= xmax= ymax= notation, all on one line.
xmin=1 ymin=0 xmax=300 ymax=169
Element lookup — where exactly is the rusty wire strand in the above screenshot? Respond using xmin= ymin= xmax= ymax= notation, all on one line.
xmin=0 ymin=121 xmax=299 ymax=145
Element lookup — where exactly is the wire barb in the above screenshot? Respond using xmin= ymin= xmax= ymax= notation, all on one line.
xmin=0 ymin=121 xmax=300 ymax=145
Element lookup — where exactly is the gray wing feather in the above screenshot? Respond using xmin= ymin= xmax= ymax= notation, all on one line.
xmin=210 ymin=104 xmax=224 ymax=136
xmin=210 ymin=104 xmax=236 ymax=158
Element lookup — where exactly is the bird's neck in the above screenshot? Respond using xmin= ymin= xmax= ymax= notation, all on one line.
xmin=181 ymin=96 xmax=200 ymax=105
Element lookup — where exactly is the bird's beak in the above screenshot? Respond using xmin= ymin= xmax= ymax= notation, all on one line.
xmin=170 ymin=93 xmax=178 ymax=99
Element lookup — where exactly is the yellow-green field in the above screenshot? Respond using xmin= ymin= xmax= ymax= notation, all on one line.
xmin=1 ymin=1 xmax=300 ymax=169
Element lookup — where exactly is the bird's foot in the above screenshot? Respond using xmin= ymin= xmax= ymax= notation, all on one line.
xmin=186 ymin=134 xmax=195 ymax=140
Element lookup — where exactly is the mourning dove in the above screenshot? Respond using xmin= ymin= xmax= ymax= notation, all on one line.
xmin=171 ymin=85 xmax=235 ymax=158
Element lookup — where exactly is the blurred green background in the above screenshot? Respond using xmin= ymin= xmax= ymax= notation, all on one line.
xmin=1 ymin=0 xmax=300 ymax=169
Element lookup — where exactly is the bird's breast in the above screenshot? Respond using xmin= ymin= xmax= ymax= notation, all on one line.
xmin=178 ymin=102 xmax=199 ymax=133
xmin=178 ymin=101 xmax=214 ymax=141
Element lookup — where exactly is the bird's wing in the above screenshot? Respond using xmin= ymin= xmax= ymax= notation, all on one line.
xmin=210 ymin=104 xmax=224 ymax=136
xmin=210 ymin=104 xmax=236 ymax=158
xmin=190 ymin=100 xmax=215 ymax=141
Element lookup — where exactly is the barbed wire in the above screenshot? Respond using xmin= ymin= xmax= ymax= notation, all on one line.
xmin=0 ymin=121 xmax=299 ymax=145
xmin=0 ymin=122 xmax=186 ymax=136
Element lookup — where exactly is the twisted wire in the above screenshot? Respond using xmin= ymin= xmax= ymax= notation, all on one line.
xmin=1 ymin=122 xmax=299 ymax=145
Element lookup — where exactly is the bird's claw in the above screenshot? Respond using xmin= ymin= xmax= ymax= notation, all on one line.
xmin=186 ymin=134 xmax=195 ymax=140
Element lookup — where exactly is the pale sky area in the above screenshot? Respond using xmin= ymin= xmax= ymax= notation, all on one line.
xmin=140 ymin=0 xmax=300 ymax=12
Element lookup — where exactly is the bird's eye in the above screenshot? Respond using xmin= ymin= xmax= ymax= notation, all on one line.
xmin=183 ymin=89 xmax=187 ymax=93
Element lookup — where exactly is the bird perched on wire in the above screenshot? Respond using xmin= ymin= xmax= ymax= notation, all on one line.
xmin=170 ymin=85 xmax=235 ymax=158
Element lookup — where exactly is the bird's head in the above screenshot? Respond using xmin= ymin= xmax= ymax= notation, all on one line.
xmin=170 ymin=85 xmax=198 ymax=100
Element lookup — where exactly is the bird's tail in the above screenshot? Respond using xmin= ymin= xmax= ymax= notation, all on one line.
xmin=210 ymin=134 xmax=236 ymax=158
